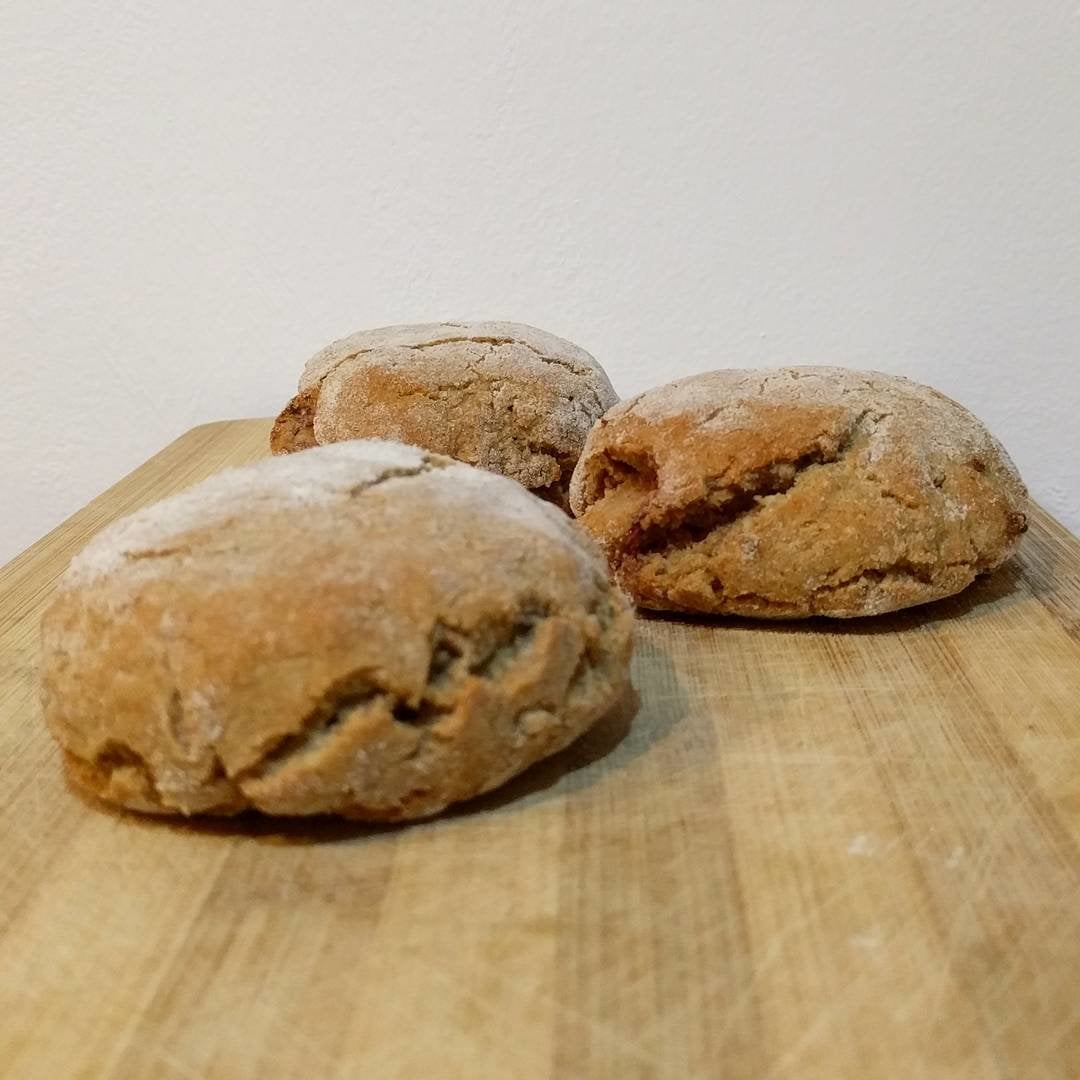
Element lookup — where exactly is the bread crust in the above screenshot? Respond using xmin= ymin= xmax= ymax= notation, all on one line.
xmin=569 ymin=367 xmax=1028 ymax=618
xmin=41 ymin=441 xmax=634 ymax=819
xmin=271 ymin=322 xmax=619 ymax=509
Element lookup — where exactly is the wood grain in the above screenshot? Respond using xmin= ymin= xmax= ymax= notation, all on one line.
xmin=2 ymin=419 xmax=1079 ymax=1079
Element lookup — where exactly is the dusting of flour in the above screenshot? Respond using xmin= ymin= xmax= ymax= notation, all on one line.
xmin=619 ymin=365 xmax=1023 ymax=485
xmin=299 ymin=320 xmax=608 ymax=392
xmin=63 ymin=439 xmax=584 ymax=587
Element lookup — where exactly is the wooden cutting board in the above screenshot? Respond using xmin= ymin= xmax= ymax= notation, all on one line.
xmin=2 ymin=420 xmax=1079 ymax=1080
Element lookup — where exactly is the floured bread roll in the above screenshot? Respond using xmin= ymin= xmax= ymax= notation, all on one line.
xmin=570 ymin=367 xmax=1027 ymax=618
xmin=271 ymin=321 xmax=618 ymax=509
xmin=41 ymin=441 xmax=634 ymax=819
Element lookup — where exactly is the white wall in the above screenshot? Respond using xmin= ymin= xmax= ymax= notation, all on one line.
xmin=3 ymin=1 xmax=1078 ymax=563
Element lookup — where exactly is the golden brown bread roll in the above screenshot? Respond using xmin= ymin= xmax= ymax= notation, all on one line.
xmin=41 ymin=441 xmax=634 ymax=819
xmin=570 ymin=367 xmax=1027 ymax=618
xmin=271 ymin=321 xmax=618 ymax=509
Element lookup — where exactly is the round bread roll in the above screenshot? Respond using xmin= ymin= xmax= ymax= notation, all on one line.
xmin=271 ymin=321 xmax=619 ymax=510
xmin=570 ymin=367 xmax=1028 ymax=618
xmin=40 ymin=441 xmax=634 ymax=819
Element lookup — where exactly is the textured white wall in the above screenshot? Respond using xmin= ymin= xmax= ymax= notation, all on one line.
xmin=3 ymin=1 xmax=1078 ymax=563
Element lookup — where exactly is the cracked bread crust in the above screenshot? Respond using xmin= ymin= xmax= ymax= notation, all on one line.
xmin=40 ymin=441 xmax=634 ymax=819
xmin=270 ymin=321 xmax=619 ymax=510
xmin=569 ymin=367 xmax=1028 ymax=618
